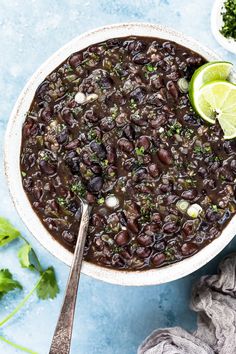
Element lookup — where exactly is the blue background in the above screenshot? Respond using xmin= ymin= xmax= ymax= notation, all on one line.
xmin=0 ymin=1 xmax=235 ymax=353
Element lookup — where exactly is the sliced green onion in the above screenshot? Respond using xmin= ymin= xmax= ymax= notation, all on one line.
xmin=176 ymin=199 xmax=189 ymax=213
xmin=187 ymin=204 xmax=203 ymax=218
xmin=177 ymin=78 xmax=189 ymax=93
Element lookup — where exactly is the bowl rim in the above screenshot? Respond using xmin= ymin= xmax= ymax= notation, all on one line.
xmin=4 ymin=22 xmax=236 ymax=286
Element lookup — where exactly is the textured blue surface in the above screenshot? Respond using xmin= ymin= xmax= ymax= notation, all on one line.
xmin=0 ymin=1 xmax=236 ymax=353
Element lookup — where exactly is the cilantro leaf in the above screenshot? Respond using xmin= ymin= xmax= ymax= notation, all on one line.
xmin=36 ymin=267 xmax=59 ymax=300
xmin=18 ymin=244 xmax=42 ymax=273
xmin=0 ymin=217 xmax=20 ymax=247
xmin=0 ymin=269 xmax=22 ymax=299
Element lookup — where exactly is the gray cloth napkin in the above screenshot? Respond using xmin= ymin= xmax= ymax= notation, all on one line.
xmin=138 ymin=253 xmax=236 ymax=354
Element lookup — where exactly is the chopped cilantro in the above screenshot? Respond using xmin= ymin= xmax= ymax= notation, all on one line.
xmin=135 ymin=146 xmax=145 ymax=156
xmin=129 ymin=98 xmax=137 ymax=111
xmin=193 ymin=144 xmax=212 ymax=155
xmin=111 ymin=104 xmax=119 ymax=119
xmin=71 ymin=181 xmax=86 ymax=197
xmin=164 ymin=247 xmax=175 ymax=260
xmin=97 ymin=197 xmax=105 ymax=205
xmin=101 ymin=159 xmax=109 ymax=167
xmin=88 ymin=129 xmax=97 ymax=140
xmin=211 ymin=204 xmax=218 ymax=212
xmin=57 ymin=197 xmax=67 ymax=207
xmin=21 ymin=171 xmax=26 ymax=177
xmin=166 ymin=122 xmax=182 ymax=137
xmin=146 ymin=64 xmax=155 ymax=72
xmin=112 ymin=246 xmax=123 ymax=253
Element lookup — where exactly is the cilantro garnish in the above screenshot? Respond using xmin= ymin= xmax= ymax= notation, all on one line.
xmin=135 ymin=146 xmax=145 ymax=156
xmin=0 ymin=217 xmax=59 ymax=353
xmin=0 ymin=217 xmax=21 ymax=247
xmin=0 ymin=269 xmax=22 ymax=299
xmin=145 ymin=64 xmax=155 ymax=72
xmin=71 ymin=181 xmax=86 ymax=198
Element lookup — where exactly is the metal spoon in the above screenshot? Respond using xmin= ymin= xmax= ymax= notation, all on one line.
xmin=49 ymin=198 xmax=92 ymax=354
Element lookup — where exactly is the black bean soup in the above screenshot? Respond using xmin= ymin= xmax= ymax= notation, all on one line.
xmin=21 ymin=36 xmax=236 ymax=270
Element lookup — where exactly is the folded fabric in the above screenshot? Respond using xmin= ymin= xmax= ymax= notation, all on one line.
xmin=138 ymin=253 xmax=236 ymax=354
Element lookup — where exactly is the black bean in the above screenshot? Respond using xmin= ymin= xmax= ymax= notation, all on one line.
xmin=123 ymin=124 xmax=135 ymax=140
xmin=111 ymin=254 xmax=125 ymax=268
xmin=130 ymin=87 xmax=146 ymax=104
xmin=115 ymin=230 xmax=130 ymax=246
xmin=91 ymin=163 xmax=103 ymax=174
xmin=157 ymin=149 xmax=172 ymax=165
xmin=181 ymin=189 xmax=197 ymax=200
xmin=218 ymin=210 xmax=231 ymax=225
xmin=106 ymin=145 xmax=116 ymax=164
xmin=147 ymin=93 xmax=163 ymax=107
xmin=56 ymin=128 xmax=69 ymax=144
xmin=100 ymin=117 xmax=115 ymax=131
xmin=118 ymin=211 xmax=127 ymax=226
xmin=136 ymin=247 xmax=151 ymax=259
xmin=62 ymin=231 xmax=75 ymax=244
xmin=206 ymin=209 xmax=220 ymax=222
xmin=127 ymin=219 xmax=139 ymax=234
xmin=115 ymin=113 xmax=128 ymax=127
xmin=182 ymin=221 xmax=195 ymax=237
xmin=40 ymin=106 xmax=53 ymax=123
xmin=118 ymin=138 xmax=134 ymax=153
xmin=163 ymin=221 xmax=178 ymax=234
xmin=61 ymin=108 xmax=75 ymax=126
xmin=160 ymin=183 xmax=172 ymax=193
xmin=132 ymin=53 xmax=149 ymax=64
xmin=198 ymin=167 xmax=207 ymax=177
xmin=152 ymin=253 xmax=166 ymax=266
xmin=230 ymin=159 xmax=236 ymax=173
xmin=86 ymin=193 xmax=96 ymax=204
xmin=166 ymin=81 xmax=178 ymax=100
xmin=162 ymin=41 xmax=176 ymax=55
xmin=36 ymin=81 xmax=49 ymax=100
xmin=133 ymin=168 xmax=148 ymax=182
xmin=23 ymin=120 xmax=39 ymax=138
xmin=137 ymin=234 xmax=153 ymax=246
xmin=125 ymin=40 xmax=145 ymax=53
xmin=69 ymin=52 xmax=83 ymax=68
xmin=68 ymin=201 xmax=79 ymax=214
xmin=87 ymin=176 xmax=103 ymax=194
xmin=90 ymin=141 xmax=106 ymax=159
xmin=137 ymin=136 xmax=150 ymax=150
xmin=92 ymin=214 xmax=105 ymax=227
xmin=224 ymin=141 xmax=236 ymax=154
xmin=65 ymin=139 xmax=80 ymax=150
xmin=150 ymin=75 xmax=164 ymax=89
xmin=183 ymin=113 xmax=201 ymax=126
xmin=148 ymin=163 xmax=159 ymax=177
xmin=84 ymin=109 xmax=99 ymax=123
xmin=181 ymin=242 xmax=198 ymax=256
xmin=151 ymin=213 xmax=162 ymax=224
xmin=144 ymin=223 xmax=160 ymax=235
xmin=39 ymin=160 xmax=56 ymax=175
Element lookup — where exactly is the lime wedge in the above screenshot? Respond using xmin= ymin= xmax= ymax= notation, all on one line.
xmin=194 ymin=80 xmax=236 ymax=139
xmin=189 ymin=61 xmax=233 ymax=109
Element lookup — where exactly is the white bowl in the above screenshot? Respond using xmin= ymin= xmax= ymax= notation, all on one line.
xmin=4 ymin=23 xmax=236 ymax=286
xmin=211 ymin=0 xmax=236 ymax=54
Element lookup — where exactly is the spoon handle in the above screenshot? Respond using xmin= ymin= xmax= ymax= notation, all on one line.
xmin=49 ymin=202 xmax=91 ymax=354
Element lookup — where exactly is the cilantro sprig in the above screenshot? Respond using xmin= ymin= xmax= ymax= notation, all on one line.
xmin=0 ymin=217 xmax=59 ymax=353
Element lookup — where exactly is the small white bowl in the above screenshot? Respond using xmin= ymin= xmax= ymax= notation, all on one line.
xmin=4 ymin=22 xmax=236 ymax=286
xmin=211 ymin=0 xmax=236 ymax=54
